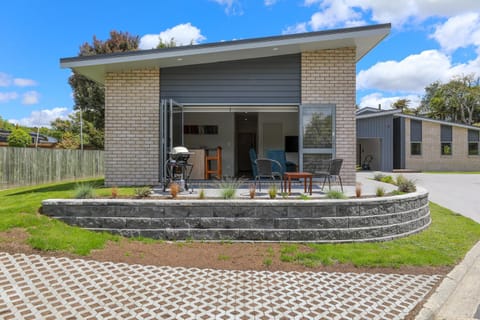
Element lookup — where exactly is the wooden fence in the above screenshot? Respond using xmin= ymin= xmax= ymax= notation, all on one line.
xmin=0 ymin=147 xmax=104 ymax=188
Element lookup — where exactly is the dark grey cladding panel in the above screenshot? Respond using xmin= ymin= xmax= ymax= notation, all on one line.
xmin=357 ymin=114 xmax=394 ymax=172
xmin=160 ymin=54 xmax=301 ymax=104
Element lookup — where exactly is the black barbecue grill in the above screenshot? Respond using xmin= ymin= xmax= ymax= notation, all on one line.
xmin=163 ymin=146 xmax=193 ymax=191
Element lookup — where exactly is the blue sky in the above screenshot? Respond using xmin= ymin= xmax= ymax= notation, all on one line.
xmin=1 ymin=0 xmax=479 ymax=127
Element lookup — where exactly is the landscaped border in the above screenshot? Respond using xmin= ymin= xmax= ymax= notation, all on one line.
xmin=41 ymin=188 xmax=430 ymax=242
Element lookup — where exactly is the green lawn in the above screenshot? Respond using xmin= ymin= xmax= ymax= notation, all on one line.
xmin=0 ymin=178 xmax=135 ymax=255
xmin=281 ymin=202 xmax=480 ymax=268
xmin=1 ymin=180 xmax=480 ymax=267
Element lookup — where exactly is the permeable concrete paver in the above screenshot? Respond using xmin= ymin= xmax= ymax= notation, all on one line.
xmin=0 ymin=252 xmax=441 ymax=319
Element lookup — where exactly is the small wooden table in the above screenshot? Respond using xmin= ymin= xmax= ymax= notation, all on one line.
xmin=284 ymin=172 xmax=313 ymax=195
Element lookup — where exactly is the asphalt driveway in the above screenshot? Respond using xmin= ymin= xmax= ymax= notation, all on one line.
xmin=358 ymin=172 xmax=480 ymax=223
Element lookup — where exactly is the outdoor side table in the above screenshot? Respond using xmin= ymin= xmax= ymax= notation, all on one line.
xmin=283 ymin=172 xmax=313 ymax=195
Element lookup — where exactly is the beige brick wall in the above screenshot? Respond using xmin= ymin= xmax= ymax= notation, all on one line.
xmin=405 ymin=119 xmax=480 ymax=171
xmin=301 ymin=48 xmax=357 ymax=185
xmin=104 ymin=69 xmax=160 ymax=186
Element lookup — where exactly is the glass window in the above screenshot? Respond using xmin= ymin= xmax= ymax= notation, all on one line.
xmin=441 ymin=142 xmax=452 ymax=155
xmin=440 ymin=125 xmax=452 ymax=156
xmin=300 ymin=104 xmax=335 ymax=172
xmin=302 ymin=106 xmax=333 ymax=149
xmin=469 ymin=142 xmax=479 ymax=155
xmin=468 ymin=129 xmax=479 ymax=156
xmin=411 ymin=142 xmax=422 ymax=155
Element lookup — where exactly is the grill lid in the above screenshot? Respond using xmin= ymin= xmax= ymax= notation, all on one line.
xmin=171 ymin=146 xmax=189 ymax=154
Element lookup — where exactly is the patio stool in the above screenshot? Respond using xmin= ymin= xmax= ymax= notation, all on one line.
xmin=205 ymin=146 xmax=222 ymax=179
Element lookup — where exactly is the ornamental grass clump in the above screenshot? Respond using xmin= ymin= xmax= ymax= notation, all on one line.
xmin=376 ymin=186 xmax=385 ymax=197
xmin=74 ymin=182 xmax=95 ymax=199
xmin=218 ymin=178 xmax=242 ymax=199
xmin=268 ymin=184 xmax=278 ymax=199
xmin=373 ymin=172 xmax=385 ymax=181
xmin=396 ymin=175 xmax=417 ymax=193
xmin=355 ymin=182 xmax=362 ymax=198
xmin=134 ymin=186 xmax=152 ymax=198
xmin=325 ymin=190 xmax=347 ymax=199
xmin=249 ymin=184 xmax=256 ymax=199
xmin=170 ymin=183 xmax=180 ymax=199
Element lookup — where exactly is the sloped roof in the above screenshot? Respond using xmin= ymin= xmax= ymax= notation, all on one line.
xmin=60 ymin=23 xmax=391 ymax=83
xmin=356 ymin=108 xmax=480 ymax=131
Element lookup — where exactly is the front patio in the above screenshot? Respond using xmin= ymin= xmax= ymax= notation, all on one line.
xmin=41 ymin=176 xmax=430 ymax=242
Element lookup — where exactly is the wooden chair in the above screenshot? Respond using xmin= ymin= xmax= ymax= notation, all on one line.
xmin=204 ymin=146 xmax=222 ymax=179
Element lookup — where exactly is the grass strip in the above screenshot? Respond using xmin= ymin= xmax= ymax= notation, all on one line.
xmin=281 ymin=202 xmax=480 ymax=268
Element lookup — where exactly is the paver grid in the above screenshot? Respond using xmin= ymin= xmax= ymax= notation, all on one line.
xmin=0 ymin=252 xmax=441 ymax=319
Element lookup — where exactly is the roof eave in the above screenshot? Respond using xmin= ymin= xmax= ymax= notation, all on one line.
xmin=61 ymin=23 xmax=391 ymax=84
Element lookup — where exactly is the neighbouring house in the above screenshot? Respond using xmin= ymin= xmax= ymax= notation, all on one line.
xmin=356 ymin=107 xmax=480 ymax=172
xmin=0 ymin=129 xmax=57 ymax=148
xmin=61 ymin=24 xmax=391 ymax=186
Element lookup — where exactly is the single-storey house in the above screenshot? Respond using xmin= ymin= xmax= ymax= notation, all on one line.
xmin=61 ymin=24 xmax=391 ymax=186
xmin=356 ymin=107 xmax=480 ymax=172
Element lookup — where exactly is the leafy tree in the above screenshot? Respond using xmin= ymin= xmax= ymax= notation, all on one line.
xmin=157 ymin=38 xmax=177 ymax=49
xmin=392 ymin=99 xmax=418 ymax=115
xmin=7 ymin=128 xmax=31 ymax=147
xmin=0 ymin=116 xmax=15 ymax=131
xmin=420 ymin=74 xmax=480 ymax=125
xmin=50 ymin=111 xmax=104 ymax=149
xmin=68 ymin=30 xmax=140 ymax=143
xmin=56 ymin=131 xmax=80 ymax=149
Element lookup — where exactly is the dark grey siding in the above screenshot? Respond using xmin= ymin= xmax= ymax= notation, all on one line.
xmin=357 ymin=115 xmax=394 ymax=172
xmin=160 ymin=54 xmax=300 ymax=104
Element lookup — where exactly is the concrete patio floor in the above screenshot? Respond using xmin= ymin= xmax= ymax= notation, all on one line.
xmin=154 ymin=175 xmax=397 ymax=199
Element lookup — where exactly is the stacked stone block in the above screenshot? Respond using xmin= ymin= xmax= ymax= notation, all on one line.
xmin=42 ymin=190 xmax=430 ymax=242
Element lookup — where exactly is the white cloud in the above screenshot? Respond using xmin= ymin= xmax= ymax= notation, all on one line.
xmin=282 ymin=22 xmax=308 ymax=35
xmin=308 ymin=0 xmax=365 ymax=30
xmin=357 ymin=50 xmax=452 ymax=93
xmin=359 ymin=92 xmax=422 ymax=109
xmin=299 ymin=0 xmax=480 ymax=30
xmin=211 ymin=0 xmax=243 ymax=15
xmin=0 ymin=73 xmax=11 ymax=87
xmin=13 ymin=78 xmax=37 ymax=87
xmin=431 ymin=12 xmax=480 ymax=53
xmin=265 ymin=0 xmax=277 ymax=6
xmin=22 ymin=91 xmax=40 ymax=105
xmin=139 ymin=23 xmax=206 ymax=50
xmin=0 ymin=92 xmax=18 ymax=103
xmin=358 ymin=49 xmax=480 ymax=94
xmin=9 ymin=107 xmax=70 ymax=128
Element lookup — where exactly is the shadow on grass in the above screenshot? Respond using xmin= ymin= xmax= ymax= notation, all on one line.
xmin=5 ymin=178 xmax=105 ymax=196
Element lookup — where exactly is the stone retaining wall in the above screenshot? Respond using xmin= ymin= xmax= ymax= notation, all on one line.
xmin=41 ymin=189 xmax=430 ymax=242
